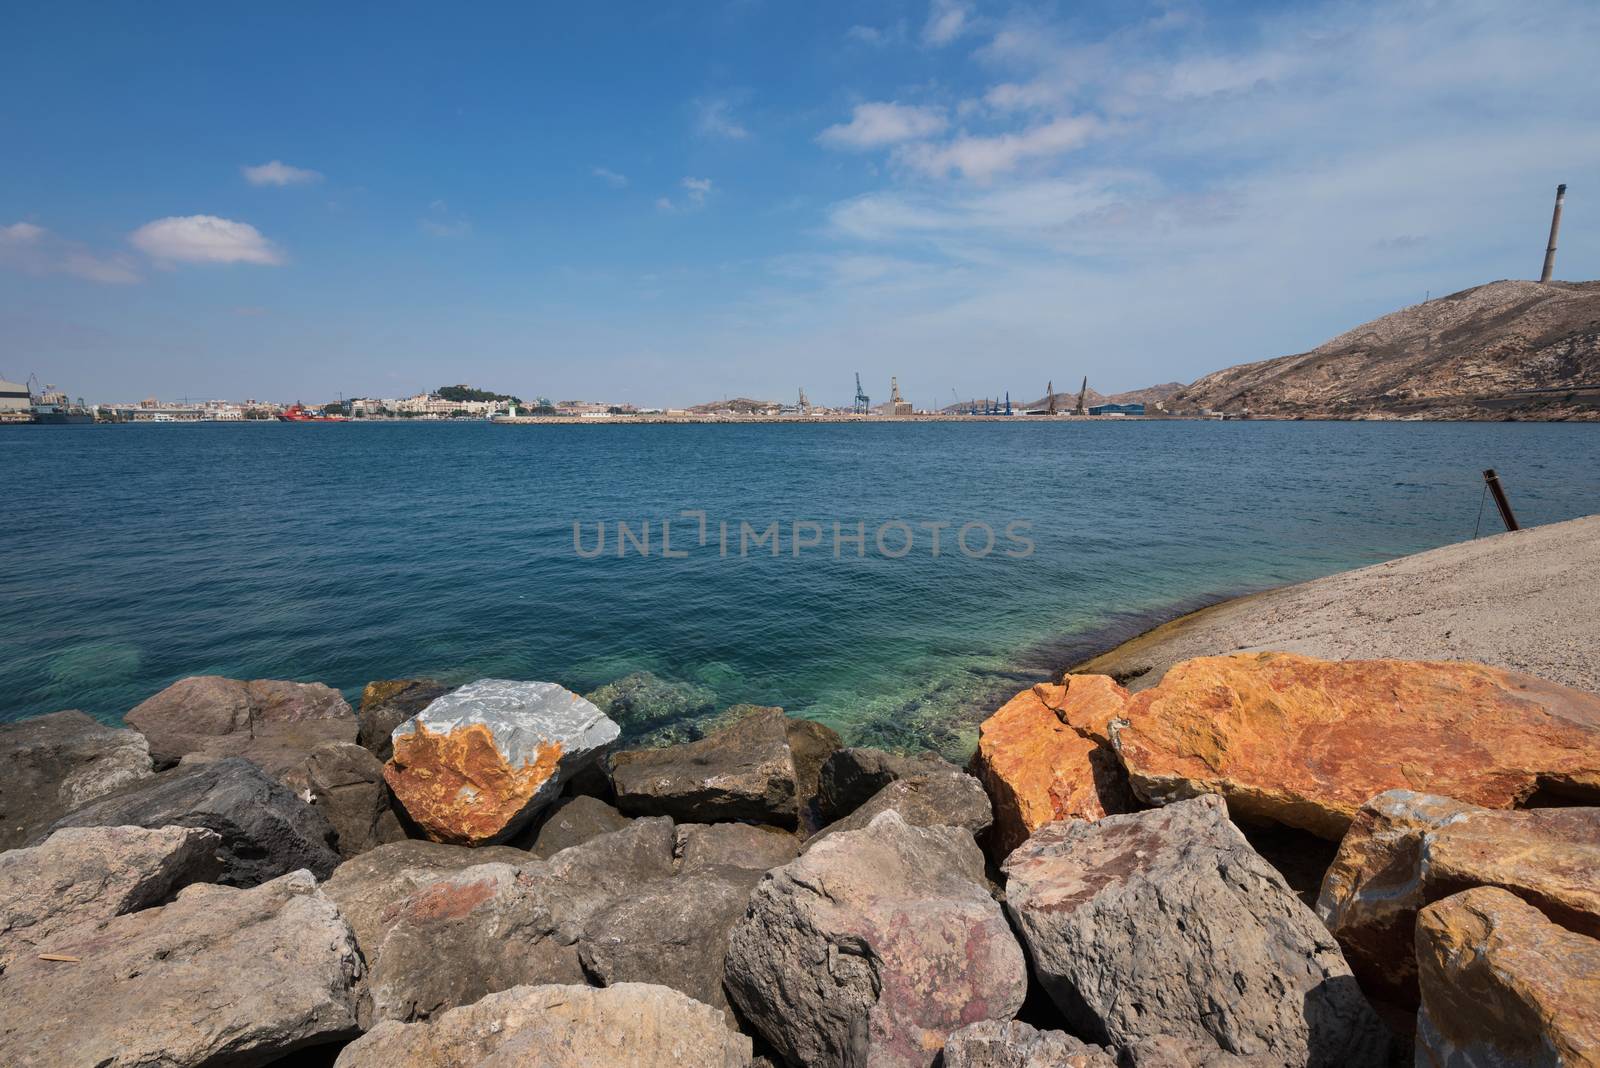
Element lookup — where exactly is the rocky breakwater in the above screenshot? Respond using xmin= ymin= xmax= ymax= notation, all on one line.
xmin=382 ymin=679 xmax=620 ymax=845
xmin=3 ymin=649 xmax=1598 ymax=1066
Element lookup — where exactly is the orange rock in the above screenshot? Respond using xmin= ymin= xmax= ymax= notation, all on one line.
xmin=1112 ymin=653 xmax=1600 ymax=839
xmin=1416 ymin=888 xmax=1600 ymax=1067
xmin=384 ymin=721 xmax=562 ymax=846
xmin=971 ymin=674 xmax=1133 ymax=858
xmin=1317 ymin=790 xmax=1600 ymax=1003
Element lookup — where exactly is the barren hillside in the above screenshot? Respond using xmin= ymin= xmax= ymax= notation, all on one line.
xmin=1169 ymin=280 xmax=1600 ymax=420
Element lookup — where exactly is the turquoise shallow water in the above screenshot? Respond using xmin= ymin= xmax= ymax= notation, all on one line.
xmin=3 ymin=420 xmax=1597 ymax=755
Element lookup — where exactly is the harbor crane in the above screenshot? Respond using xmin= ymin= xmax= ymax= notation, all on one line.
xmin=1046 ymin=380 xmax=1057 ymax=415
xmin=1075 ymin=376 xmax=1089 ymax=416
xmin=853 ymin=372 xmax=870 ymax=414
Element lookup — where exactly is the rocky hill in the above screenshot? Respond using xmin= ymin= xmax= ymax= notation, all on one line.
xmin=1169 ymin=280 xmax=1600 ymax=420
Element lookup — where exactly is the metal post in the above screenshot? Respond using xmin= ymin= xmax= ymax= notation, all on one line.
xmin=1482 ymin=469 xmax=1521 ymax=532
xmin=1540 ymin=184 xmax=1566 ymax=283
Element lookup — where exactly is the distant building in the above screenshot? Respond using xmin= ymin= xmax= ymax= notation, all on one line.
xmin=1088 ymin=402 xmax=1145 ymax=416
xmin=0 ymin=379 xmax=30 ymax=419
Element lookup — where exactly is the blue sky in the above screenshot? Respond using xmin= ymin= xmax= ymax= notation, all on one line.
xmin=3 ymin=0 xmax=1598 ymax=407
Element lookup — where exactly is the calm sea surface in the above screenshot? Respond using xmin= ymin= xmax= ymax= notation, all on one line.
xmin=4 ymin=420 xmax=1597 ymax=754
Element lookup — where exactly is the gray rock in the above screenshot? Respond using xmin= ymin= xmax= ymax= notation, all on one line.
xmin=355 ymin=818 xmax=676 ymax=1021
xmin=0 ymin=710 xmax=154 ymax=852
xmin=281 ymin=741 xmax=406 ymax=858
xmin=817 ymin=746 xmax=956 ymax=823
xmin=579 ymin=864 xmax=758 ymax=1010
xmin=610 ymin=706 xmax=840 ymax=828
xmin=356 ymin=678 xmax=453 ymax=761
xmin=334 ymin=982 xmax=751 ymax=1067
xmin=942 ymin=1019 xmax=1118 ymax=1068
xmin=321 ymin=838 xmax=534 ymax=960
xmin=50 ymin=756 xmax=342 ymax=886
xmin=1003 ymin=795 xmax=1390 ymax=1068
xmin=384 ymin=679 xmax=621 ymax=845
xmin=125 ymin=675 xmax=356 ymax=772
xmin=0 ymin=825 xmax=222 ymax=971
xmin=528 ymin=794 xmax=632 ymax=858
xmin=725 ymin=810 xmax=1028 ymax=1068
xmin=1121 ymin=1035 xmax=1273 ymax=1067
xmin=786 ymin=716 xmax=845 ymax=830
xmin=0 ymin=870 xmax=366 ymax=1068
xmin=675 ymin=822 xmax=799 ymax=873
xmin=806 ymin=771 xmax=992 ymax=849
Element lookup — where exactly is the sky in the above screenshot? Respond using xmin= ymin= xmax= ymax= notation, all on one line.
xmin=3 ymin=0 xmax=1598 ymax=408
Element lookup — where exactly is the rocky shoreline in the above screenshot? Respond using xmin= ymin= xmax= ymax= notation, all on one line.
xmin=3 ymin=528 xmax=1599 ymax=1067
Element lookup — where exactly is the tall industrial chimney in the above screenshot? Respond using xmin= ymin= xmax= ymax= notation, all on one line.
xmin=1540 ymin=183 xmax=1566 ymax=283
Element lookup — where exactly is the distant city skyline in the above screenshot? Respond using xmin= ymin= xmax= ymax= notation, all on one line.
xmin=3 ymin=1 xmax=1598 ymax=408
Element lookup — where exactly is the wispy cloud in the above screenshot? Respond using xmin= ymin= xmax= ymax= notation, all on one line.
xmin=922 ymin=0 xmax=971 ymax=46
xmin=0 ymin=221 xmax=141 ymax=283
xmin=657 ymin=177 xmax=716 ymax=213
xmin=130 ymin=215 xmax=284 ymax=265
xmin=895 ymin=116 xmax=1098 ymax=181
xmin=818 ymin=103 xmax=948 ymax=151
xmin=591 ymin=166 xmax=629 ymax=188
xmin=241 ymin=160 xmax=323 ymax=187
xmin=693 ymin=96 xmax=749 ymax=140
xmin=420 ymin=200 xmax=471 ymax=238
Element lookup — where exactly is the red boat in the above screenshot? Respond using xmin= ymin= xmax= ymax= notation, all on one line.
xmin=276 ymin=404 xmax=349 ymax=422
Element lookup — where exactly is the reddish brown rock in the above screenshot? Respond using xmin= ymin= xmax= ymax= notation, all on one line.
xmin=382 ymin=680 xmax=620 ymax=845
xmin=1112 ymin=653 xmax=1600 ymax=839
xmin=124 ymin=675 xmax=356 ymax=773
xmin=1317 ymin=790 xmax=1600 ymax=1003
xmin=971 ymin=674 xmax=1134 ymax=857
xmin=358 ymin=679 xmax=452 ymax=761
xmin=1416 ymin=887 xmax=1600 ymax=1067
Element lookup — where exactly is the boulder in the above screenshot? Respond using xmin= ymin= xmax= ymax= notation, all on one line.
xmin=358 ymin=678 xmax=452 ymax=761
xmin=786 ymin=715 xmax=845 ymax=829
xmin=816 ymin=746 xmax=957 ymax=823
xmin=1003 ymin=795 xmax=1389 ymax=1066
xmin=320 ymin=838 xmax=535 ymax=959
xmin=579 ymin=863 xmax=759 ymax=1011
xmin=383 ymin=679 xmax=621 ymax=845
xmin=125 ymin=675 xmax=357 ymax=772
xmin=353 ymin=818 xmax=676 ymax=1021
xmin=0 ymin=710 xmax=154 ymax=851
xmin=1316 ymin=790 xmax=1600 ymax=1003
xmin=1120 ymin=1035 xmax=1270 ymax=1067
xmin=725 ymin=810 xmax=1028 ymax=1068
xmin=282 ymin=741 xmax=407 ymax=857
xmin=50 ymin=756 xmax=341 ymax=885
xmin=675 ymin=821 xmax=799 ymax=873
xmin=972 ymin=676 xmax=1135 ymax=858
xmin=0 ymin=870 xmax=366 ymax=1068
xmin=1416 ymin=887 xmax=1600 ymax=1067
xmin=806 ymin=771 xmax=993 ymax=848
xmin=528 ymin=794 xmax=632 ymax=858
xmin=1111 ymin=653 xmax=1600 ymax=839
xmin=610 ymin=706 xmax=839 ymax=828
xmin=941 ymin=1019 xmax=1118 ymax=1067
xmin=333 ymin=982 xmax=751 ymax=1067
xmin=0 ymin=824 xmax=222 ymax=971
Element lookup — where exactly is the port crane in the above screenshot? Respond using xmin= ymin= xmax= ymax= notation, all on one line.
xmin=1075 ymin=376 xmax=1089 ymax=416
xmin=853 ymin=373 xmax=870 ymax=414
xmin=1046 ymin=380 xmax=1057 ymax=415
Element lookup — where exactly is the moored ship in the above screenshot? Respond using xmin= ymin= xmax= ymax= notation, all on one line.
xmin=28 ymin=381 xmax=96 ymax=424
xmin=276 ymin=403 xmax=349 ymax=422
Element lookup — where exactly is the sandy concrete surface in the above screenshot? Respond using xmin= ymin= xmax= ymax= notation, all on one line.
xmin=1075 ymin=514 xmax=1600 ymax=694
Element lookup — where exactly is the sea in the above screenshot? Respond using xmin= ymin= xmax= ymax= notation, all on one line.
xmin=4 ymin=419 xmax=1597 ymax=756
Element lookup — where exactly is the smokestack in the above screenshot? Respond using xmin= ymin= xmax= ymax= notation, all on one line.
xmin=1540 ymin=183 xmax=1566 ymax=283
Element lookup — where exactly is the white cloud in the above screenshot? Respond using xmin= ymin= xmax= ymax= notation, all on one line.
xmin=658 ymin=177 xmax=715 ymax=213
xmin=591 ymin=166 xmax=628 ymax=188
xmin=1 ymin=221 xmax=45 ymax=244
xmin=1 ymin=221 xmax=141 ymax=283
xmin=693 ymin=97 xmax=748 ymax=140
xmin=922 ymin=0 xmax=970 ymax=46
xmin=896 ymin=116 xmax=1098 ymax=181
xmin=241 ymin=160 xmax=323 ymax=187
xmin=129 ymin=215 xmax=284 ymax=265
xmin=818 ymin=103 xmax=948 ymax=151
